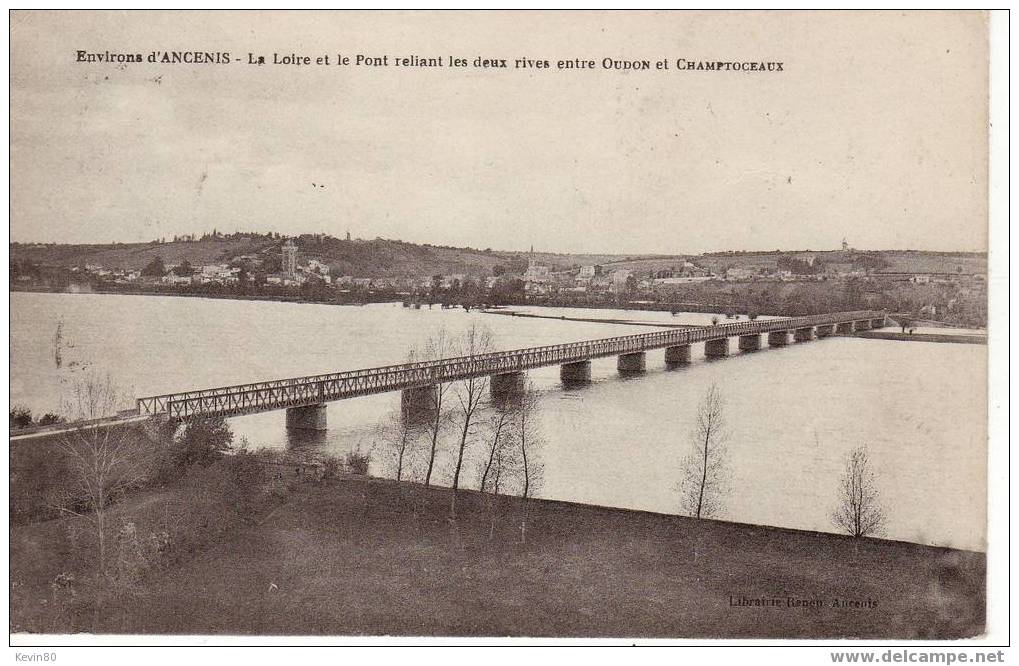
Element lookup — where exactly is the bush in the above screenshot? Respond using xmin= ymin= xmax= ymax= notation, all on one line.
xmin=321 ymin=455 xmax=342 ymax=481
xmin=220 ymin=453 xmax=271 ymax=521
xmin=37 ymin=413 xmax=65 ymax=426
xmin=8 ymin=407 xmax=64 ymax=430
xmin=10 ymin=406 xmax=33 ymax=429
xmin=345 ymin=449 xmax=370 ymax=476
xmin=155 ymin=416 xmax=234 ymax=484
xmin=111 ymin=521 xmax=161 ymax=589
xmin=184 ymin=451 xmax=272 ymax=522
xmin=157 ymin=450 xmax=283 ymax=565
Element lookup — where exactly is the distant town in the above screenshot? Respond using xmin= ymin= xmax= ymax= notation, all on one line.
xmin=9 ymin=231 xmax=988 ymax=326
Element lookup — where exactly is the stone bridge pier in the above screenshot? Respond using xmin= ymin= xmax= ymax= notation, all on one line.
xmin=401 ymin=385 xmax=438 ymax=423
xmin=665 ymin=344 xmax=691 ymax=365
xmin=768 ymin=330 xmax=791 ymax=346
xmin=794 ymin=327 xmax=815 ymax=342
xmin=285 ymin=403 xmax=327 ymax=431
xmin=704 ymin=338 xmax=729 ymax=358
xmin=560 ymin=360 xmax=592 ymax=386
xmin=738 ymin=334 xmax=761 ymax=351
xmin=617 ymin=351 xmax=646 ymax=373
xmin=490 ymin=371 xmax=526 ymax=403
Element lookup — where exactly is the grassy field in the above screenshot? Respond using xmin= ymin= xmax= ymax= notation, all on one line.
xmin=11 ymin=476 xmax=984 ymax=639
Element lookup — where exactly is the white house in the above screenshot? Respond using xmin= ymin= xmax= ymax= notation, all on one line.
xmin=523 ymin=263 xmax=551 ymax=283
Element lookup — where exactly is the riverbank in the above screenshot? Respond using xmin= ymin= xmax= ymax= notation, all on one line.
xmin=856 ymin=331 xmax=987 ymax=345
xmin=10 ymin=284 xmax=403 ymax=307
xmin=11 ymin=475 xmax=985 ymax=638
xmin=482 ymin=308 xmax=705 ymax=329
xmin=10 ymin=285 xmax=988 ymax=330
xmin=10 ymin=284 xmax=731 ymax=316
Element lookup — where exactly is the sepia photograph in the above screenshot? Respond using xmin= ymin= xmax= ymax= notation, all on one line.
xmin=6 ymin=8 xmax=1005 ymax=651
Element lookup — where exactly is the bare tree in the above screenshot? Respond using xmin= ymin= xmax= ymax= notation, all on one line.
xmin=678 ymin=384 xmax=729 ymax=519
xmin=831 ymin=446 xmax=886 ymax=538
xmin=475 ymin=404 xmax=516 ymax=541
xmin=374 ymin=409 xmax=419 ymax=482
xmin=513 ymin=383 xmax=544 ymax=543
xmin=54 ymin=372 xmax=152 ymax=574
xmin=416 ymin=328 xmax=453 ymax=487
xmin=478 ymin=406 xmax=514 ymax=494
xmin=450 ymin=324 xmax=494 ymax=495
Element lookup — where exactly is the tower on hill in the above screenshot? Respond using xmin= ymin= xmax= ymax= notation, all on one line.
xmin=282 ymin=239 xmax=298 ymax=276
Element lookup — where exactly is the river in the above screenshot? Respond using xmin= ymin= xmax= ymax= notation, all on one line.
xmin=10 ymin=291 xmax=987 ymax=551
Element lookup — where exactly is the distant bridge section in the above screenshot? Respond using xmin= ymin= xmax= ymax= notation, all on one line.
xmin=136 ymin=310 xmax=887 ymax=427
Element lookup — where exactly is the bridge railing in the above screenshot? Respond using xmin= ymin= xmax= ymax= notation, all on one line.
xmin=137 ymin=310 xmax=884 ymax=417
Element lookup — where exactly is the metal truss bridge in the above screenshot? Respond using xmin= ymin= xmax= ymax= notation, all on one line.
xmin=135 ymin=310 xmax=887 ymax=421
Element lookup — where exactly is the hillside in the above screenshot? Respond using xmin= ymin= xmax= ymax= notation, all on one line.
xmin=10 ymin=235 xmax=532 ymax=278
xmin=12 ymin=235 xmax=633 ymax=279
xmin=601 ymin=250 xmax=987 ymax=277
xmin=9 ymin=237 xmax=278 ymax=272
xmin=10 ymin=235 xmax=986 ymax=279
xmin=299 ymin=236 xmax=508 ymax=278
xmin=694 ymin=250 xmax=987 ymax=275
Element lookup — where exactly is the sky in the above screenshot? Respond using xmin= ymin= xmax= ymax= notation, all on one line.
xmin=10 ymin=11 xmax=989 ymax=254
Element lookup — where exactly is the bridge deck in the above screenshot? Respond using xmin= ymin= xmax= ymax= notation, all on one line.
xmin=137 ymin=310 xmax=884 ymax=419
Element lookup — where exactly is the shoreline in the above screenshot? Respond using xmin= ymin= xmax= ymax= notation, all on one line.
xmin=10 ymin=285 xmax=402 ymax=308
xmin=856 ymin=331 xmax=987 ymax=345
xmin=10 ymin=287 xmax=988 ymax=331
xmin=8 ymin=426 xmax=986 ymax=555
xmin=481 ymin=308 xmax=708 ymax=329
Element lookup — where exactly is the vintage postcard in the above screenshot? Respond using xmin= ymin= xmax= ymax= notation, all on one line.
xmin=8 ymin=9 xmax=1000 ymax=648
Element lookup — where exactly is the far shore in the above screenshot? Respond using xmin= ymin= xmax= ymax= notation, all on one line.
xmin=10 ymin=283 xmax=403 ymax=307
xmin=12 ymin=286 xmax=987 ymax=337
